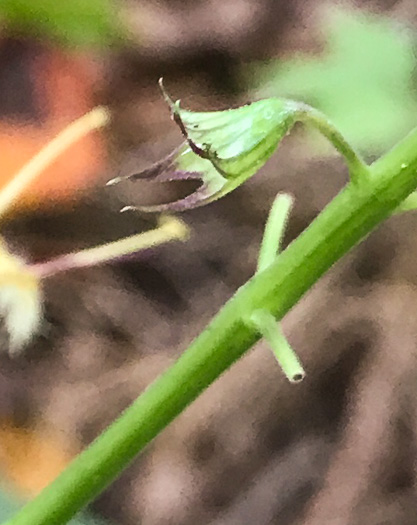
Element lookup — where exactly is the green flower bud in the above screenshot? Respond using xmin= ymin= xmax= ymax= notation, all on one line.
xmin=109 ymin=80 xmax=299 ymax=211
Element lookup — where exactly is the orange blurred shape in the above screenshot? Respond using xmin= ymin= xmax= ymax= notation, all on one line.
xmin=0 ymin=423 xmax=73 ymax=497
xmin=0 ymin=41 xmax=107 ymax=210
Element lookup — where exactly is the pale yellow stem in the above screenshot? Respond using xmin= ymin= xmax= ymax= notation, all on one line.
xmin=32 ymin=215 xmax=190 ymax=278
xmin=0 ymin=106 xmax=111 ymax=217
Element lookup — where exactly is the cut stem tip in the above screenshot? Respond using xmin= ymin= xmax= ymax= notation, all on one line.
xmin=248 ymin=309 xmax=305 ymax=383
xmin=120 ymin=206 xmax=137 ymax=213
xmin=106 ymin=176 xmax=123 ymax=186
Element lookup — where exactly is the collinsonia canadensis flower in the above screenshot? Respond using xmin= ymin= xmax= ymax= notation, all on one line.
xmin=0 ymin=240 xmax=42 ymax=351
xmin=107 ymin=80 xmax=300 ymax=211
xmin=0 ymin=108 xmax=189 ymax=354
xmin=108 ymin=79 xmax=376 ymax=210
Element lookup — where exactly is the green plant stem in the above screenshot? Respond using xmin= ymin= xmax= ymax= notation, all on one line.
xmin=296 ymin=104 xmax=370 ymax=183
xmin=257 ymin=193 xmax=293 ymax=272
xmin=249 ymin=309 xmax=305 ymax=382
xmin=255 ymin=192 xmax=303 ymax=379
xmin=394 ymin=190 xmax=417 ymax=213
xmin=6 ymin=125 xmax=417 ymax=525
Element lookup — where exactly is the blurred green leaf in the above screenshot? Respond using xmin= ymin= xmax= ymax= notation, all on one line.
xmin=251 ymin=8 xmax=417 ymax=153
xmin=0 ymin=0 xmax=123 ymax=49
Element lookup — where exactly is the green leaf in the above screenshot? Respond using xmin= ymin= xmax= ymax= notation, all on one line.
xmin=251 ymin=7 xmax=417 ymax=153
xmin=0 ymin=0 xmax=123 ymax=49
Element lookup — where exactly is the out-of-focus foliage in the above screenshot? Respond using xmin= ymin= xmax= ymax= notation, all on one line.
xmin=251 ymin=8 xmax=417 ymax=153
xmin=0 ymin=0 xmax=124 ymax=48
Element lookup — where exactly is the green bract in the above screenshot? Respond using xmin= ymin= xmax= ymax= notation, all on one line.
xmin=110 ymin=81 xmax=299 ymax=211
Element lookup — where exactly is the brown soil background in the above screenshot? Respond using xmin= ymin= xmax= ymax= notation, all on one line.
xmin=2 ymin=1 xmax=417 ymax=524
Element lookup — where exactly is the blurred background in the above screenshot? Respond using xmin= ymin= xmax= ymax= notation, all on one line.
xmin=0 ymin=0 xmax=417 ymax=524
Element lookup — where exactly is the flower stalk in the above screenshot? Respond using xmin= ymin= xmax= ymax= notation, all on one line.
xmin=0 ymin=107 xmax=110 ymax=217
xmin=31 ymin=216 xmax=189 ymax=278
xmin=6 ymin=111 xmax=417 ymax=525
xmin=0 ymin=106 xmax=189 ymax=354
xmin=252 ymin=192 xmax=304 ymax=381
xmin=249 ymin=309 xmax=305 ymax=382
xmin=109 ymin=83 xmax=370 ymax=211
